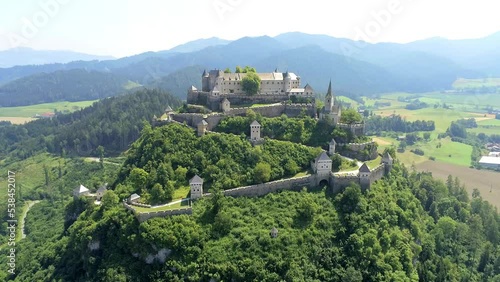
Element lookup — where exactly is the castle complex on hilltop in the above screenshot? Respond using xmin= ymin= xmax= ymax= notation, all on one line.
xmin=188 ymin=69 xmax=315 ymax=112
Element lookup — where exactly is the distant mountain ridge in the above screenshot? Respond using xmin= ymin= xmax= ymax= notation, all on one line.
xmin=1 ymin=31 xmax=500 ymax=106
xmin=0 ymin=47 xmax=114 ymax=68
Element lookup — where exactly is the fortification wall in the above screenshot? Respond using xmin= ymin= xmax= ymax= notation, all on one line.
xmin=284 ymin=103 xmax=316 ymax=117
xmin=338 ymin=123 xmax=365 ymax=137
xmin=187 ymin=91 xmax=209 ymax=105
xmin=223 ymin=175 xmax=313 ymax=197
xmin=207 ymin=93 xmax=290 ymax=110
xmin=331 ymin=173 xmax=360 ymax=194
xmin=370 ymin=164 xmax=386 ymax=183
xmin=337 ymin=141 xmax=378 ymax=161
xmin=136 ymin=207 xmax=193 ymax=222
xmin=171 ymin=113 xmax=225 ymax=131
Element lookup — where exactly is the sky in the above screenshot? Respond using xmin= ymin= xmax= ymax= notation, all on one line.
xmin=0 ymin=0 xmax=499 ymax=58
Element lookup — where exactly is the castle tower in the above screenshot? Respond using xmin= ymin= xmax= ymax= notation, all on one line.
xmin=381 ymin=151 xmax=394 ymax=174
xmin=197 ymin=120 xmax=208 ymax=137
xmin=359 ymin=163 xmax=371 ymax=190
xmin=284 ymin=71 xmax=292 ymax=93
xmin=312 ymin=151 xmax=332 ymax=175
xmin=325 ymin=80 xmax=334 ymax=113
xmin=304 ymin=83 xmax=314 ymax=96
xmin=202 ymin=70 xmax=209 ymax=92
xmin=164 ymin=105 xmax=174 ymax=121
xmin=220 ymin=98 xmax=230 ymax=112
xmin=189 ymin=175 xmax=204 ymax=200
xmin=250 ymin=120 xmax=262 ymax=141
xmin=328 ymin=139 xmax=336 ymax=156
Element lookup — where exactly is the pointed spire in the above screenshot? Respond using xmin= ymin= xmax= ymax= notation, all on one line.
xmin=275 ymin=67 xmax=278 ymax=73
xmin=202 ymin=69 xmax=208 ymax=77
xmin=326 ymin=79 xmax=332 ymax=97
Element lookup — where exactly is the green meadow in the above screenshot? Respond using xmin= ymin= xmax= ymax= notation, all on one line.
xmin=0 ymin=100 xmax=97 ymax=118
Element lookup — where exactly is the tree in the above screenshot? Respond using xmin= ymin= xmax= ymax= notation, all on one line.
xmin=423 ymin=132 xmax=431 ymax=141
xmin=175 ymin=166 xmax=188 ymax=184
xmin=243 ymin=66 xmax=256 ymax=73
xmin=242 ymin=72 xmax=261 ymax=95
xmin=102 ymin=190 xmax=119 ymax=209
xmin=340 ymin=108 xmax=363 ymax=124
xmin=253 ymin=162 xmax=271 ymax=183
xmin=235 ymin=66 xmax=243 ymax=73
xmin=224 ymin=68 xmax=231 ymax=73
xmin=129 ymin=168 xmax=149 ymax=189
xmin=97 ymin=145 xmax=105 ymax=168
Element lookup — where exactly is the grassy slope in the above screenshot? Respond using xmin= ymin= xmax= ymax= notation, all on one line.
xmin=452 ymin=77 xmax=500 ymax=88
xmin=0 ymin=100 xmax=97 ymax=118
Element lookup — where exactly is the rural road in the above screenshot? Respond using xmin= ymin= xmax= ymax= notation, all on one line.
xmin=20 ymin=200 xmax=40 ymax=240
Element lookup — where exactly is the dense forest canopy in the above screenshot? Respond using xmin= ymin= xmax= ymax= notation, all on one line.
xmin=0 ymin=69 xmax=139 ymax=107
xmin=3 ymin=157 xmax=499 ymax=281
xmin=114 ymin=123 xmax=322 ymax=202
xmin=0 ymin=88 xmax=182 ymax=160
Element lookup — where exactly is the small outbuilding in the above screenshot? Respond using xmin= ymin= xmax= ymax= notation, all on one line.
xmin=96 ymin=184 xmax=108 ymax=201
xmin=128 ymin=193 xmax=141 ymax=204
xmin=73 ymin=184 xmax=90 ymax=198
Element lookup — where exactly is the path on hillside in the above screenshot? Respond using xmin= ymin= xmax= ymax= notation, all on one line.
xmin=150 ymin=198 xmax=190 ymax=209
xmin=85 ymin=157 xmax=121 ymax=166
xmin=20 ymin=200 xmax=40 ymax=240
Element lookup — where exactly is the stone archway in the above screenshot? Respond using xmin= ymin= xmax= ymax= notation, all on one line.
xmin=319 ymin=179 xmax=329 ymax=187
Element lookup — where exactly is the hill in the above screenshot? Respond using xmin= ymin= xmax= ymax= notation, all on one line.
xmin=167 ymin=37 xmax=230 ymax=53
xmin=0 ymin=88 xmax=182 ymax=159
xmin=2 ymin=136 xmax=499 ymax=280
xmin=148 ymin=65 xmax=205 ymax=99
xmin=0 ymin=69 xmax=140 ymax=107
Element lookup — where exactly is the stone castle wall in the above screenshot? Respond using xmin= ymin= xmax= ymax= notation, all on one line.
xmin=207 ymin=93 xmax=290 ymax=110
xmin=338 ymin=123 xmax=365 ymax=136
xmin=168 ymin=103 xmax=315 ymax=131
xmin=136 ymin=208 xmax=192 ymax=223
xmin=123 ymin=201 xmax=192 ymax=223
xmin=337 ymin=141 xmax=378 ymax=161
xmin=370 ymin=164 xmax=386 ymax=183
xmin=171 ymin=113 xmax=225 ymax=131
xmin=223 ymin=175 xmax=313 ymax=197
xmin=331 ymin=173 xmax=361 ymax=194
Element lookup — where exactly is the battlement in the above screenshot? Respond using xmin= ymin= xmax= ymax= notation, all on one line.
xmin=223 ymin=175 xmax=313 ymax=197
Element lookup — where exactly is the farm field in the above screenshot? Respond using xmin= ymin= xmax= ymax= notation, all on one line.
xmin=416 ymin=161 xmax=500 ymax=208
xmin=469 ymin=118 xmax=500 ymax=135
xmin=367 ymin=92 xmax=496 ymax=132
xmin=373 ymin=135 xmax=473 ymax=167
xmin=0 ymin=117 xmax=36 ymax=124
xmin=0 ymin=100 xmax=97 ymax=118
xmin=452 ymin=77 xmax=500 ymax=89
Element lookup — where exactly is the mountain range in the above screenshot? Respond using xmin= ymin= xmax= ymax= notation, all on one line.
xmin=1 ymin=32 xmax=499 ymax=106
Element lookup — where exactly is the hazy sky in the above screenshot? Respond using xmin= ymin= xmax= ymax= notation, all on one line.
xmin=0 ymin=0 xmax=499 ymax=58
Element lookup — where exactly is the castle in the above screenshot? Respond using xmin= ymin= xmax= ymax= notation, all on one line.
xmin=188 ymin=69 xmax=315 ymax=111
xmin=181 ymin=69 xmax=349 ymax=129
xmin=184 ymin=121 xmax=393 ymax=202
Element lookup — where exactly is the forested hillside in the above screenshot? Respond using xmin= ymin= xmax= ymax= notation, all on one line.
xmin=3 ymin=154 xmax=499 ymax=281
xmin=0 ymin=89 xmax=182 ymax=159
xmin=0 ymin=69 xmax=139 ymax=106
xmin=112 ymin=123 xmax=321 ymax=202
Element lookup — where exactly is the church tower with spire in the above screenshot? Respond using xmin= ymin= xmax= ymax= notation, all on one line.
xmin=319 ymin=80 xmax=341 ymax=125
xmin=324 ymin=80 xmax=334 ymax=113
